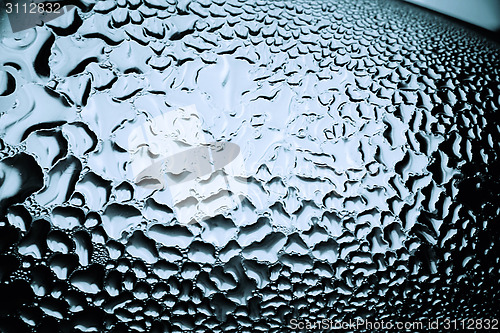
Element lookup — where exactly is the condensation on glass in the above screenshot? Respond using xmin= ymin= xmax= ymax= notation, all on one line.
xmin=0 ymin=0 xmax=499 ymax=331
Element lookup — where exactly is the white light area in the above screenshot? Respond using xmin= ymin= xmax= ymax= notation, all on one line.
xmin=128 ymin=105 xmax=247 ymax=225
xmin=405 ymin=0 xmax=500 ymax=31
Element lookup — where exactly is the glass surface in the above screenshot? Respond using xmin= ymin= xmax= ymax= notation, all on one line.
xmin=0 ymin=0 xmax=499 ymax=331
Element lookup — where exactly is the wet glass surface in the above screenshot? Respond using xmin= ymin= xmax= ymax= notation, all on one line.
xmin=0 ymin=0 xmax=499 ymax=331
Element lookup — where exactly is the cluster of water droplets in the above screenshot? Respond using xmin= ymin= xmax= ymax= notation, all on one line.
xmin=0 ymin=0 xmax=499 ymax=331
